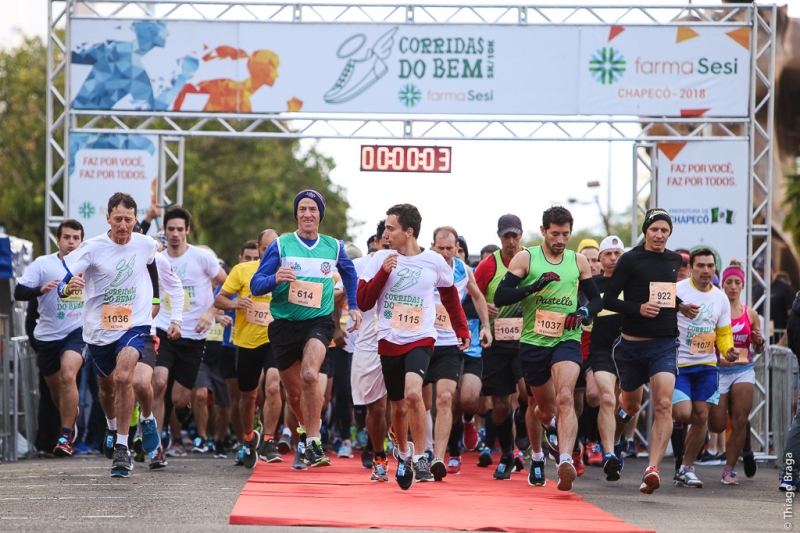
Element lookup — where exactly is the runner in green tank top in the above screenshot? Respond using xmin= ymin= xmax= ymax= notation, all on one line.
xmin=494 ymin=206 xmax=602 ymax=493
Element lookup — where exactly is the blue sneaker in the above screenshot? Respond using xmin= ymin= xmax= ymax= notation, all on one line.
xmin=140 ymin=418 xmax=160 ymax=454
xmin=477 ymin=446 xmax=493 ymax=467
xmin=614 ymin=441 xmax=625 ymax=472
xmin=74 ymin=442 xmax=92 ymax=455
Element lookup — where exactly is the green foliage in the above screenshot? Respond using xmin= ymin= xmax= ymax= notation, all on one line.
xmin=0 ymin=37 xmax=350 ymax=259
xmin=782 ymin=166 xmax=800 ymax=253
xmin=183 ymin=138 xmax=350 ymax=264
xmin=0 ymin=37 xmax=48 ymax=250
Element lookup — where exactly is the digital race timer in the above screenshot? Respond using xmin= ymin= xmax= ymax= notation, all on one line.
xmin=360 ymin=145 xmax=451 ymax=173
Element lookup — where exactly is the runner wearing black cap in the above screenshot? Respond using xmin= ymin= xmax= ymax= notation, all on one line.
xmin=602 ymin=208 xmax=692 ymax=495
xmin=251 ymin=190 xmax=362 ymax=468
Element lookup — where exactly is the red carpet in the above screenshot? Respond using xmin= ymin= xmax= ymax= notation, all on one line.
xmin=230 ymin=452 xmax=652 ymax=532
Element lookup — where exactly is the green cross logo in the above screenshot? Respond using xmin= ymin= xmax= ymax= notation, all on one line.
xmin=78 ymin=202 xmax=96 ymax=219
xmin=398 ymin=84 xmax=422 ymax=108
xmin=589 ymin=47 xmax=626 ymax=85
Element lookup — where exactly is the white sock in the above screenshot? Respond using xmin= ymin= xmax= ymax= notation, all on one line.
xmin=531 ymin=451 xmax=545 ymax=461
xmin=412 ymin=454 xmax=424 ymax=463
xmin=140 ymin=412 xmax=155 ymax=422
xmin=116 ymin=435 xmax=128 ymax=449
xmin=559 ymin=453 xmax=572 ymax=464
xmin=306 ymin=436 xmax=319 ymax=447
xmin=398 ymin=447 xmax=411 ymax=461
xmin=107 ymin=417 xmax=117 ymax=431
xmin=547 ymin=417 xmax=556 ymax=429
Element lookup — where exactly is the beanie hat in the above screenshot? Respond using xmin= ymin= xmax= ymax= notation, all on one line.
xmin=642 ymin=208 xmax=673 ymax=234
xmin=294 ymin=189 xmax=326 ymax=221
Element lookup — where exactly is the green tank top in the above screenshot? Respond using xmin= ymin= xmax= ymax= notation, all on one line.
xmin=485 ymin=250 xmax=522 ymax=330
xmin=271 ymin=232 xmax=339 ymax=321
xmin=520 ymin=246 xmax=581 ymax=347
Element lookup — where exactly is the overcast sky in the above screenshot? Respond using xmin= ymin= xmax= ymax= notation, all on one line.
xmin=4 ymin=0 xmax=794 ymax=254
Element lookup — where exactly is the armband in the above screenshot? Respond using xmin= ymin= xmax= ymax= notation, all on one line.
xmin=152 ymin=297 xmax=161 ymax=305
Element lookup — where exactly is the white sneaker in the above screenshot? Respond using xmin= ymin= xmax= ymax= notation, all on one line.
xmin=675 ymin=465 xmax=704 ymax=488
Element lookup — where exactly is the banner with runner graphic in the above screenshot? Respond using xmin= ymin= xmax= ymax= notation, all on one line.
xmin=655 ymin=140 xmax=749 ymax=269
xmin=70 ymin=20 xmax=750 ymax=117
xmin=68 ymin=133 xmax=159 ymax=239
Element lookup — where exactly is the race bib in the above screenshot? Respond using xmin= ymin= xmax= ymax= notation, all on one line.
xmin=434 ymin=305 xmax=452 ymax=329
xmin=534 ymin=309 xmax=565 ymax=338
xmin=206 ymin=324 xmax=224 ymax=342
xmin=246 ymin=302 xmax=273 ymax=326
xmin=689 ymin=332 xmax=715 ymax=355
xmin=164 ymin=289 xmax=191 ymax=312
xmin=288 ymin=280 xmax=322 ymax=308
xmin=61 ymin=292 xmax=84 ymax=303
xmin=649 ymin=282 xmax=676 ymax=308
xmin=390 ymin=303 xmax=423 ymax=332
xmin=101 ymin=304 xmax=132 ymax=331
xmin=494 ymin=318 xmax=522 ymax=341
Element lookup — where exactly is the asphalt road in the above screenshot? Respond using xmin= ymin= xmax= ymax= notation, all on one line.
xmin=0 ymin=452 xmax=786 ymax=533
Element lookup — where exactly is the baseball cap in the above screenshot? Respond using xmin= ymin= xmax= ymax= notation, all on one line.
xmin=599 ymin=235 xmax=625 ymax=254
xmin=497 ymin=214 xmax=522 ymax=235
xmin=577 ymin=238 xmax=600 ymax=253
xmin=679 ymin=251 xmax=690 ymax=264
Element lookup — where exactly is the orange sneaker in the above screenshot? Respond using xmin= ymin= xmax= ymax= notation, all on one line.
xmin=639 ymin=466 xmax=661 ymax=494
xmin=371 ymin=455 xmax=389 ymax=482
xmin=573 ymin=449 xmax=586 ymax=477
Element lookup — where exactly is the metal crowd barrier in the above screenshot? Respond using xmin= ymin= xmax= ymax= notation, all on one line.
xmin=0 ymin=320 xmax=39 ymax=461
xmin=770 ymin=346 xmax=798 ymax=461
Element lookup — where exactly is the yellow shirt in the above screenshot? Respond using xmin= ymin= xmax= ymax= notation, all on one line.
xmin=221 ymin=261 xmax=272 ymax=349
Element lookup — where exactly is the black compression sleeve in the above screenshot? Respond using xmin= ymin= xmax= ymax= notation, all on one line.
xmin=147 ymin=261 xmax=160 ymax=300
xmin=14 ymin=283 xmax=43 ymax=302
xmin=139 ymin=219 xmax=152 ymax=235
xmin=494 ymin=272 xmax=533 ymax=307
xmin=578 ymin=277 xmax=603 ymax=316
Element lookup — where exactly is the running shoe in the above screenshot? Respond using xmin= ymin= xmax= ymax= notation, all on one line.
xmin=603 ymin=452 xmax=622 ymax=482
xmin=446 ymin=455 xmax=462 ymax=475
xmin=414 ymin=454 xmax=434 ymax=482
xmin=361 ymin=448 xmax=374 ymax=469
xmin=430 ymin=456 xmax=447 ymax=481
xmin=371 ymin=455 xmax=389 ymax=482
xmin=139 ymin=417 xmax=160 ymax=453
xmin=529 ymin=458 xmax=547 ymax=487
xmin=695 ymin=449 xmax=721 ymax=466
xmin=573 ymin=447 xmax=586 ymax=477
xmin=53 ymin=436 xmax=74 ymax=457
xmin=425 ymin=449 xmax=434 ymax=464
xmin=337 ymin=442 xmax=354 ymax=459
xmin=780 ymin=474 xmax=799 ymax=492
xmin=214 ymin=449 xmax=228 ymax=460
xmin=721 ymin=465 xmax=739 ymax=485
xmin=242 ymin=431 xmax=260 ymax=469
xmin=614 ymin=441 xmax=626 ymax=472
xmin=74 ymin=443 xmax=92 ymax=455
xmin=742 ymin=448 xmax=758 ymax=478
xmin=674 ymin=465 xmax=703 ymax=488
xmin=292 ymin=447 xmax=307 ymax=470
xmin=396 ymin=455 xmax=415 ymax=490
xmin=103 ymin=428 xmax=117 ymax=460
xmin=132 ymin=437 xmax=145 ymax=463
xmin=462 ymin=418 xmax=479 ymax=451
xmin=585 ymin=441 xmax=603 ymax=466
xmin=160 ymin=429 xmax=173 ymax=452
xmin=166 ymin=442 xmax=187 ymax=457
xmin=514 ymin=450 xmax=525 ymax=473
xmin=388 ymin=424 xmax=398 ymax=457
xmin=149 ymin=446 xmax=168 ymax=469
xmin=277 ymin=433 xmax=293 ymax=455
xmin=192 ymin=436 xmax=209 ymax=453
xmin=111 ymin=444 xmax=132 ymax=478
xmin=543 ymin=423 xmax=559 ymax=457
xmin=493 ymin=455 xmax=514 ymax=481
xmin=305 ymin=438 xmax=331 ymax=467
xmin=477 ymin=446 xmax=493 ymax=467
xmin=356 ymin=428 xmax=369 ymax=450
xmin=234 ymin=445 xmax=245 ymax=466
xmin=639 ymin=466 xmax=661 ymax=494
xmin=622 ymin=438 xmax=637 ymax=459
xmin=259 ymin=438 xmax=282 ymax=463
xmin=556 ymin=459 xmax=576 ymax=491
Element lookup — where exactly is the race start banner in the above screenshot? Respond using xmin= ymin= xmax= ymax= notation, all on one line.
xmin=69 ymin=20 xmax=750 ymax=117
xmin=68 ymin=133 xmax=158 ymax=239
xmin=655 ymin=140 xmax=749 ymax=270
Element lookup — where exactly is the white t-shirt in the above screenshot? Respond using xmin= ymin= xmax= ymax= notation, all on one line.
xmin=676 ymin=278 xmax=732 ymax=366
xmin=154 ymin=252 xmax=185 ymax=327
xmin=155 ymin=245 xmax=220 ymax=340
xmin=360 ymin=249 xmax=453 ymax=347
xmin=434 ymin=257 xmax=469 ymax=347
xmin=63 ymin=232 xmax=158 ymax=346
xmin=349 ymin=256 xmax=377 ymax=353
xmin=17 ymin=252 xmax=84 ymax=342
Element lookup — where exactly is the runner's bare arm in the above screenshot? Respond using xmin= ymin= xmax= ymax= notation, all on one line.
xmin=466 ymin=269 xmax=492 ymax=347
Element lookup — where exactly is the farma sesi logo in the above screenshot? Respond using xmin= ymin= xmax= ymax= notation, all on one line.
xmin=589 ymin=47 xmax=626 ymax=85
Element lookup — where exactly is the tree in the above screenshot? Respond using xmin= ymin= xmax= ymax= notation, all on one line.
xmin=0 ymin=37 xmax=351 ymax=259
xmin=183 ymin=137 xmax=350 ymax=263
xmin=0 ymin=37 xmax=48 ymax=251
xmin=783 ymin=166 xmax=800 ymax=253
